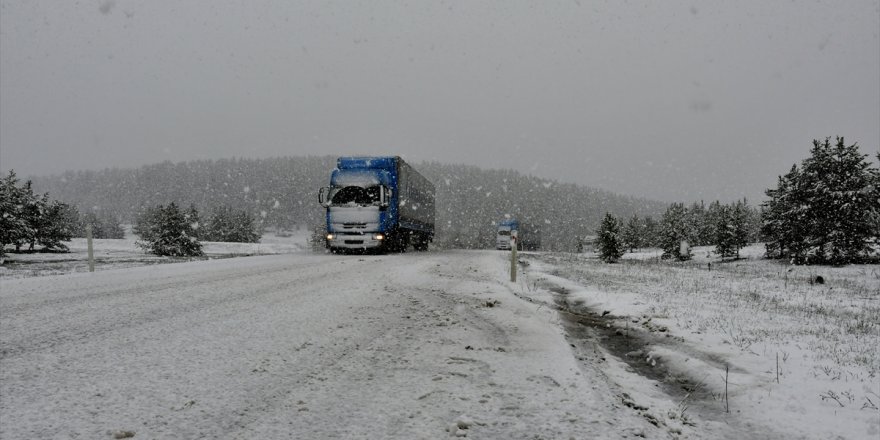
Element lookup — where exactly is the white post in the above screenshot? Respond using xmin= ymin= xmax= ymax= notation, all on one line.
xmin=86 ymin=224 xmax=95 ymax=272
xmin=510 ymin=233 xmax=517 ymax=283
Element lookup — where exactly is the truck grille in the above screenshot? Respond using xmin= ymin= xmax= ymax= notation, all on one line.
xmin=342 ymin=223 xmax=367 ymax=229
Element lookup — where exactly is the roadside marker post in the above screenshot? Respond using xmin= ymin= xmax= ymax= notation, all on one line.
xmin=86 ymin=224 xmax=95 ymax=272
xmin=510 ymin=233 xmax=517 ymax=283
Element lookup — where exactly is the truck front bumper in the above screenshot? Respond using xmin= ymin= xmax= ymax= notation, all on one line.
xmin=326 ymin=232 xmax=385 ymax=249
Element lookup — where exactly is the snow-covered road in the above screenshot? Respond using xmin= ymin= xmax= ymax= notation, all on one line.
xmin=1 ymin=251 xmax=662 ymax=439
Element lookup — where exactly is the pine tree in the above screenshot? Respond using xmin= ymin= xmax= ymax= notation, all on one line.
xmin=0 ymin=171 xmax=29 ymax=257
xmin=203 ymin=206 xmax=261 ymax=243
xmin=596 ymin=212 xmax=624 ymax=263
xmin=714 ymin=204 xmax=737 ymax=260
xmin=762 ymin=165 xmax=809 ymax=262
xmin=659 ymin=203 xmax=693 ymax=261
xmin=705 ymin=201 xmax=724 ymax=247
xmin=133 ymin=206 xmax=162 ymax=243
xmin=136 ymin=202 xmax=203 ymax=256
xmin=642 ymin=216 xmax=659 ymax=248
xmin=761 ymin=138 xmax=878 ymax=264
xmin=729 ymin=199 xmax=752 ymax=258
xmin=34 ymin=200 xmax=74 ymax=251
xmin=621 ymin=214 xmax=643 ymax=252
xmin=185 ymin=204 xmax=202 ymax=240
xmin=799 ymin=137 xmax=876 ymax=264
xmin=688 ymin=201 xmax=711 ymax=246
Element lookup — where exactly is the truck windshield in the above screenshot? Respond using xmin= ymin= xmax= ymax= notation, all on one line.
xmin=330 ymin=185 xmax=381 ymax=206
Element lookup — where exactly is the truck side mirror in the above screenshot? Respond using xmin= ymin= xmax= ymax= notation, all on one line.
xmin=318 ymin=187 xmax=329 ymax=207
xmin=380 ymin=186 xmax=390 ymax=208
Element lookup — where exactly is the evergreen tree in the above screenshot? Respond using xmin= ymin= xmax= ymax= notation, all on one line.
xmin=621 ymin=214 xmax=643 ymax=252
xmin=688 ymin=201 xmax=711 ymax=246
xmin=133 ymin=206 xmax=162 ymax=244
xmin=596 ymin=212 xmax=624 ymax=263
xmin=135 ymin=202 xmax=203 ymax=256
xmin=714 ymin=205 xmax=737 ymax=260
xmin=762 ymin=138 xmax=878 ymax=264
xmin=642 ymin=216 xmax=659 ymax=248
xmin=34 ymin=200 xmax=75 ymax=251
xmin=730 ymin=199 xmax=751 ymax=258
xmin=1 ymin=170 xmax=77 ymax=254
xmin=80 ymin=211 xmax=125 ymax=239
xmin=0 ymin=171 xmax=29 ymax=257
xmin=705 ymin=201 xmax=724 ymax=247
xmin=203 ymin=206 xmax=261 ymax=243
xmin=186 ymin=204 xmax=202 ymax=240
xmin=873 ymin=152 xmax=880 ymax=246
xmin=762 ymin=165 xmax=809 ymax=262
xmin=16 ymin=181 xmax=42 ymax=251
xmin=659 ymin=203 xmax=693 ymax=261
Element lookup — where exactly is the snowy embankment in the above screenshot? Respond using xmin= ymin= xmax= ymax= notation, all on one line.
xmin=516 ymin=245 xmax=880 ymax=440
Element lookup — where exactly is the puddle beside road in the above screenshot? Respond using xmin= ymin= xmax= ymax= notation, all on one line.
xmin=549 ymin=287 xmax=708 ymax=401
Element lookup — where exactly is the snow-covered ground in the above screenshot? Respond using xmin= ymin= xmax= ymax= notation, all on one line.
xmin=517 ymin=245 xmax=880 ymax=440
xmin=1 ymin=243 xmax=878 ymax=439
xmin=0 ymin=229 xmax=310 ymax=279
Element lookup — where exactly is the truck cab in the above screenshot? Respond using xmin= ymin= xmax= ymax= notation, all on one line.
xmin=318 ymin=156 xmax=434 ymax=253
xmin=496 ymin=219 xmax=518 ymax=250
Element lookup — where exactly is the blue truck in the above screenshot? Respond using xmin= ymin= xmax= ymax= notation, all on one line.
xmin=318 ymin=156 xmax=435 ymax=253
xmin=496 ymin=219 xmax=541 ymax=251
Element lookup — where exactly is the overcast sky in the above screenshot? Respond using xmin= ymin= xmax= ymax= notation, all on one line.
xmin=1 ymin=0 xmax=878 ymax=203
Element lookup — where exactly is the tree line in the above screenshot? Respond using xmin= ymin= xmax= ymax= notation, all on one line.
xmin=596 ymin=137 xmax=879 ymax=265
xmin=595 ymin=199 xmax=761 ymax=263
xmin=1 ymin=168 xmax=262 ymax=258
xmin=6 ymin=137 xmax=877 ymax=263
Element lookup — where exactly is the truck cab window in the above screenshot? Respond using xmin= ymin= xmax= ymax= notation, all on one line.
xmin=330 ymin=186 xmax=381 ymax=206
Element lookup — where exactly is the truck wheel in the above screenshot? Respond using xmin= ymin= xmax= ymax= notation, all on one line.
xmin=413 ymin=234 xmax=429 ymax=251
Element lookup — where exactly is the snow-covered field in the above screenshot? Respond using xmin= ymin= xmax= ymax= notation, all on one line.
xmin=518 ymin=245 xmax=880 ymax=440
xmin=0 ymin=230 xmax=310 ymax=279
xmin=1 ymin=242 xmax=878 ymax=439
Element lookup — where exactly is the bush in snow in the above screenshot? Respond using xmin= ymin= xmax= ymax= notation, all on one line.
xmin=762 ymin=137 xmax=879 ymax=265
xmin=134 ymin=202 xmax=203 ymax=257
xmin=596 ymin=212 xmax=624 ymax=263
xmin=202 ymin=206 xmax=261 ymax=243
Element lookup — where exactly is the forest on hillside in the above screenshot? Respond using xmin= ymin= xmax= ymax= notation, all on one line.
xmin=29 ymin=156 xmax=666 ymax=251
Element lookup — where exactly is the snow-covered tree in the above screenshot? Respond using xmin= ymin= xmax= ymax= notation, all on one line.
xmin=135 ymin=202 xmax=203 ymax=257
xmin=659 ymin=203 xmax=693 ymax=261
xmin=762 ymin=138 xmax=878 ymax=264
xmin=79 ymin=211 xmax=124 ymax=239
xmin=1 ymin=170 xmax=75 ymax=254
xmin=714 ymin=205 xmax=737 ymax=260
xmin=596 ymin=212 xmax=624 ymax=263
xmin=33 ymin=199 xmax=75 ymax=251
xmin=203 ymin=206 xmax=261 ymax=243
xmin=621 ymin=214 xmax=643 ymax=252
xmin=642 ymin=216 xmax=659 ymax=248
xmin=1 ymin=171 xmax=27 ymax=257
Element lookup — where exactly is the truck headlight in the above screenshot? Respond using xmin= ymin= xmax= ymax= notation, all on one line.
xmin=373 ymin=233 xmax=385 ymax=241
xmin=326 ymin=234 xmax=335 ymax=240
